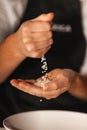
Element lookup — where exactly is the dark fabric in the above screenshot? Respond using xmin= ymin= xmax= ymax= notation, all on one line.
xmin=0 ymin=0 xmax=87 ymax=126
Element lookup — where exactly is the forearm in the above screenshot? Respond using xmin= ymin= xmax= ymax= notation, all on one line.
xmin=69 ymin=73 xmax=87 ymax=101
xmin=0 ymin=33 xmax=25 ymax=84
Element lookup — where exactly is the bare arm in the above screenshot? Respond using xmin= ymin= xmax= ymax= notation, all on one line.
xmin=0 ymin=33 xmax=25 ymax=83
xmin=69 ymin=73 xmax=87 ymax=101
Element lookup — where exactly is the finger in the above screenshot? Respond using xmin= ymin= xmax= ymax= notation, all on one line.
xmin=28 ymin=21 xmax=52 ymax=32
xmin=10 ymin=79 xmax=22 ymax=86
xmin=26 ymin=13 xmax=54 ymax=32
xmin=31 ymin=31 xmax=52 ymax=42
xmin=25 ymin=79 xmax=36 ymax=84
xmin=26 ymin=46 xmax=51 ymax=58
xmin=10 ymin=79 xmax=43 ymax=97
xmin=25 ymin=38 xmax=53 ymax=52
xmin=11 ymin=79 xmax=35 ymax=83
xmin=23 ymin=31 xmax=52 ymax=42
xmin=32 ymin=12 xmax=54 ymax=22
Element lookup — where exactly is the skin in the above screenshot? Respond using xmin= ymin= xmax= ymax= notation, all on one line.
xmin=0 ymin=13 xmax=54 ymax=83
xmin=1 ymin=12 xmax=87 ymax=101
xmin=10 ymin=69 xmax=87 ymax=101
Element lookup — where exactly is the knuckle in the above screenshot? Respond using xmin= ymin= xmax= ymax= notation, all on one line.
xmin=21 ymin=22 xmax=30 ymax=35
xmin=49 ymin=31 xmax=53 ymax=38
xmin=49 ymin=38 xmax=53 ymax=45
xmin=21 ymin=23 xmax=27 ymax=32
xmin=26 ymin=43 xmax=35 ymax=52
xmin=22 ymin=37 xmax=28 ymax=44
xmin=21 ymin=28 xmax=27 ymax=41
xmin=31 ymin=52 xmax=41 ymax=58
xmin=47 ymin=23 xmax=51 ymax=30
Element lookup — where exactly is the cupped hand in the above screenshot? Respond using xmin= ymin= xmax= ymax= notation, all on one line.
xmin=14 ymin=12 xmax=54 ymax=59
xmin=10 ymin=69 xmax=78 ymax=100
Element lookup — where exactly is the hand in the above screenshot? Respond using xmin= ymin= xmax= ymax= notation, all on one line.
xmin=10 ymin=69 xmax=77 ymax=99
xmin=14 ymin=13 xmax=54 ymax=59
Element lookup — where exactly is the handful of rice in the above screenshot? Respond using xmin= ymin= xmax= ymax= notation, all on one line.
xmin=34 ymin=75 xmax=50 ymax=87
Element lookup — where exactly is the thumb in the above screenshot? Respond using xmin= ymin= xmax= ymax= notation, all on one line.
xmin=32 ymin=12 xmax=54 ymax=22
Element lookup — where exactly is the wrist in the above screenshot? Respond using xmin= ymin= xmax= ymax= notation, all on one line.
xmin=8 ymin=33 xmax=26 ymax=61
xmin=69 ymin=72 xmax=87 ymax=100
